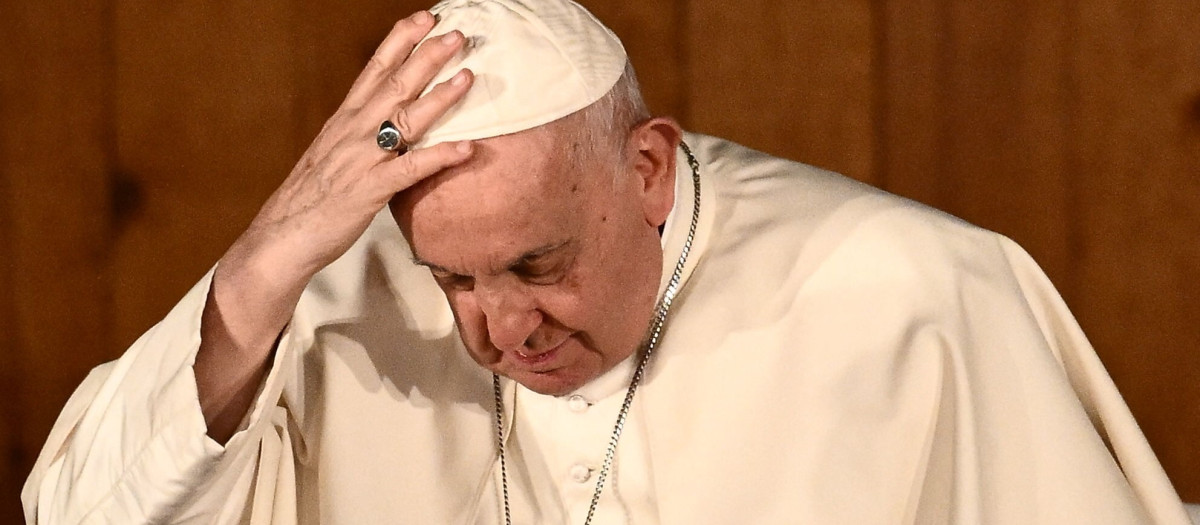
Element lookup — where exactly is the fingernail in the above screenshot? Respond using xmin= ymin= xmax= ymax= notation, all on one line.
xmin=451 ymin=69 xmax=469 ymax=86
xmin=456 ymin=141 xmax=472 ymax=153
xmin=411 ymin=11 xmax=432 ymax=25
xmin=442 ymin=31 xmax=460 ymax=44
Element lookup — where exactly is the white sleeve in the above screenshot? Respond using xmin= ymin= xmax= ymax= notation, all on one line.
xmin=21 ymin=268 xmax=297 ymax=525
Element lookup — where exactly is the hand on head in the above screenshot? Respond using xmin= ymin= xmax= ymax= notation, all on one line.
xmin=198 ymin=10 xmax=474 ymax=443
xmin=229 ymin=11 xmax=476 ymax=293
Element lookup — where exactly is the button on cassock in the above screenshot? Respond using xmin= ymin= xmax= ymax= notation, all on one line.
xmin=569 ymin=464 xmax=592 ymax=483
xmin=567 ymin=395 xmax=589 ymax=413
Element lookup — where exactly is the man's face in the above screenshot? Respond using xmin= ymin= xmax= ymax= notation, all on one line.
xmin=390 ymin=126 xmax=669 ymax=395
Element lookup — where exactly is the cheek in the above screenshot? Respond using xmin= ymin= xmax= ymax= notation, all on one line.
xmin=591 ymin=218 xmax=659 ymax=295
xmin=563 ymin=244 xmax=652 ymax=330
xmin=532 ymin=283 xmax=590 ymax=330
xmin=589 ymin=218 xmax=663 ymax=332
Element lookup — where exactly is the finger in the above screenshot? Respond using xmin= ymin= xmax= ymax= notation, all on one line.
xmin=345 ymin=11 xmax=436 ymax=105
xmin=383 ymin=69 xmax=474 ymax=147
xmin=373 ymin=140 xmax=474 ymax=194
xmin=374 ymin=11 xmax=435 ymax=69
xmin=378 ymin=30 xmax=466 ymax=101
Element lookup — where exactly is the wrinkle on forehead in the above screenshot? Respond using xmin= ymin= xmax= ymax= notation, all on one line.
xmin=401 ymin=126 xmax=577 ymax=212
xmin=392 ymin=126 xmax=594 ymax=274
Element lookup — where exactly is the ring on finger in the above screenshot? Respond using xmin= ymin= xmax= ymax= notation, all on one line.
xmin=376 ymin=120 xmax=408 ymax=154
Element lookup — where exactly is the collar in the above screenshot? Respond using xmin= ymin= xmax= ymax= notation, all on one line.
xmin=571 ymin=352 xmax=637 ymax=401
xmin=656 ymin=134 xmax=716 ymax=298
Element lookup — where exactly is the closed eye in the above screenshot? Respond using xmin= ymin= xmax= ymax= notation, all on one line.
xmin=431 ymin=270 xmax=475 ymax=291
xmin=512 ymin=254 xmax=571 ymax=285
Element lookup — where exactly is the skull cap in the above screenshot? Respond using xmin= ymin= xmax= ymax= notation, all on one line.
xmin=412 ymin=0 xmax=627 ymax=148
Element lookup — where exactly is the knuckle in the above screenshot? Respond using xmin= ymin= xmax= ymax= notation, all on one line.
xmin=431 ymin=80 xmax=462 ymax=103
xmin=386 ymin=73 xmax=410 ymax=96
xmin=392 ymin=17 xmax=420 ymax=36
xmin=364 ymin=55 xmax=388 ymax=74
xmin=396 ymin=150 xmax=421 ymax=174
xmin=389 ymin=17 xmax=431 ymax=46
xmin=409 ymin=37 xmax=446 ymax=63
xmin=427 ymin=78 xmax=452 ymax=96
xmin=393 ymin=107 xmax=417 ymax=137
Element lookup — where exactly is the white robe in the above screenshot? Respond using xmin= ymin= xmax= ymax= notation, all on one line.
xmin=23 ymin=132 xmax=1192 ymax=524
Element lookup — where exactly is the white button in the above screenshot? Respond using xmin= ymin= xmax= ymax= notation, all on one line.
xmin=567 ymin=395 xmax=589 ymax=413
xmin=569 ymin=464 xmax=592 ymax=483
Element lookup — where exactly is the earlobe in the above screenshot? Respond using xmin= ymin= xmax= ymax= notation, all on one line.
xmin=629 ymin=117 xmax=683 ymax=227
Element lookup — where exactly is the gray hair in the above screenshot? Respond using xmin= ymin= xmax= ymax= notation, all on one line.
xmin=549 ymin=61 xmax=651 ymax=169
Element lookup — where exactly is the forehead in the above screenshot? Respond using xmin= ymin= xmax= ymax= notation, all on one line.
xmin=393 ymin=129 xmax=592 ymax=270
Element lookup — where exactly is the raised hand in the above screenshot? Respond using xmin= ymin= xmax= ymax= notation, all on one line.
xmin=196 ymin=11 xmax=474 ymax=442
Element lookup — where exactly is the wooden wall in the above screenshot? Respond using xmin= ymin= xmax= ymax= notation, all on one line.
xmin=2 ymin=0 xmax=1197 ymax=521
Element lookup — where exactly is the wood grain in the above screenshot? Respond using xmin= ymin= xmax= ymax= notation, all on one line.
xmin=1073 ymin=0 xmax=1200 ymax=501
xmin=685 ymin=0 xmax=878 ymax=183
xmin=109 ymin=0 xmax=303 ymax=348
xmin=877 ymin=0 xmax=1075 ymax=287
xmin=0 ymin=48 xmax=20 ymax=520
xmin=0 ymin=32 xmax=22 ymax=521
xmin=291 ymin=1 xmax=426 ymax=152
xmin=0 ymin=2 xmax=116 ymax=522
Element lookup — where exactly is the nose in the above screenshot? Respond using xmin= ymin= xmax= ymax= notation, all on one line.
xmin=475 ymin=280 xmax=542 ymax=352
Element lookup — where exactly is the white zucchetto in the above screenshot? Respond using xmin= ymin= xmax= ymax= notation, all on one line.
xmin=413 ymin=0 xmax=628 ymax=148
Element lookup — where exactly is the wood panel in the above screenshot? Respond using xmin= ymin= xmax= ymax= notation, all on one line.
xmin=109 ymin=0 xmax=304 ymax=348
xmin=0 ymin=49 xmax=19 ymax=520
xmin=0 ymin=2 xmax=116 ymax=523
xmin=0 ymin=37 xmax=22 ymax=524
xmin=686 ymin=0 xmax=877 ymax=184
xmin=1074 ymin=0 xmax=1200 ymax=501
xmin=291 ymin=1 xmax=425 ymax=152
xmin=877 ymin=0 xmax=1075 ymax=286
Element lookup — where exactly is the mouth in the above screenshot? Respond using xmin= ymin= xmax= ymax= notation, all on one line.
xmin=511 ymin=337 xmax=572 ymax=369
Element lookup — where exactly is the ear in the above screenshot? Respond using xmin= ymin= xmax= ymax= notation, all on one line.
xmin=626 ymin=117 xmax=683 ymax=227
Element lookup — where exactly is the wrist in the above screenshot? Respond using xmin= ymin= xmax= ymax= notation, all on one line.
xmin=212 ymin=243 xmax=305 ymax=354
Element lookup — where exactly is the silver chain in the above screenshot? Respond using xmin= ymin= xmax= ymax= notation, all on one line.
xmin=493 ymin=141 xmax=702 ymax=525
xmin=493 ymin=375 xmax=512 ymax=525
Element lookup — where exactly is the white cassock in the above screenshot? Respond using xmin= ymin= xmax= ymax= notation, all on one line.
xmin=22 ymin=132 xmax=1193 ymax=524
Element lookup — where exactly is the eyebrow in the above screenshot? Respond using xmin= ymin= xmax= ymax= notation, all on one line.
xmin=411 ymin=239 xmax=573 ymax=275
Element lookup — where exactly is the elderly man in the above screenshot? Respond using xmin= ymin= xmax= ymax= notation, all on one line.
xmin=22 ymin=0 xmax=1192 ymax=523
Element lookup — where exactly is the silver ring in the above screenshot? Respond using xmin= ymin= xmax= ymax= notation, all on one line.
xmin=376 ymin=120 xmax=407 ymax=154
